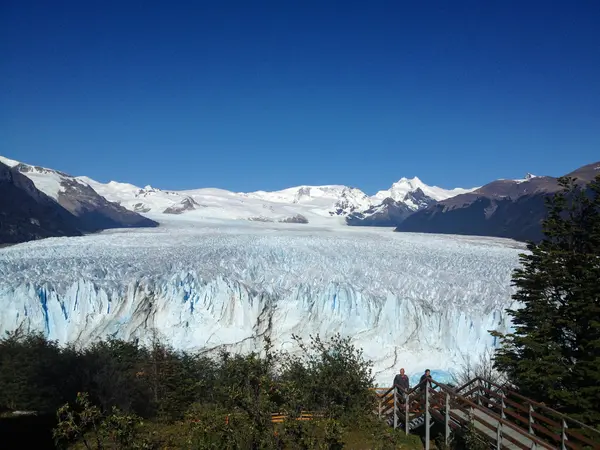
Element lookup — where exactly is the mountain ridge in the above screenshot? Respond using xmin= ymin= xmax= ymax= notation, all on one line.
xmin=395 ymin=161 xmax=600 ymax=241
xmin=0 ymin=156 xmax=158 ymax=244
xmin=3 ymin=154 xmax=597 ymax=243
xmin=0 ymin=161 xmax=83 ymax=243
xmin=1 ymin=155 xmax=474 ymax=226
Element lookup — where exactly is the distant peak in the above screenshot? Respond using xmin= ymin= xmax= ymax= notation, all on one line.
xmin=524 ymin=173 xmax=537 ymax=180
xmin=396 ymin=176 xmax=421 ymax=184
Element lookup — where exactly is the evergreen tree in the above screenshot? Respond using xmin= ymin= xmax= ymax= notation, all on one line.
xmin=492 ymin=175 xmax=600 ymax=426
xmin=0 ymin=331 xmax=76 ymax=413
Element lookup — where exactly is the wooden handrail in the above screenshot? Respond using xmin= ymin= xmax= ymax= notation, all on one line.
xmin=470 ymin=378 xmax=600 ymax=448
xmin=456 ymin=377 xmax=600 ymax=448
xmin=469 ymin=376 xmax=600 ymax=437
xmin=377 ymin=379 xmax=573 ymax=449
xmin=453 ymin=376 xmax=481 ymax=395
xmin=437 ymin=386 xmax=555 ymax=450
xmin=375 ymin=376 xmax=599 ymax=449
xmin=271 ymin=411 xmax=324 ymax=423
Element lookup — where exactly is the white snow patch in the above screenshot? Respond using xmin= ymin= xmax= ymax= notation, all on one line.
xmin=515 ymin=173 xmax=538 ymax=184
xmin=0 ymin=155 xmax=21 ymax=167
xmin=22 ymin=170 xmax=65 ymax=201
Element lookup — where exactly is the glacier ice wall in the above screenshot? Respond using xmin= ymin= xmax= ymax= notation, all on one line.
xmin=0 ymin=221 xmax=523 ymax=385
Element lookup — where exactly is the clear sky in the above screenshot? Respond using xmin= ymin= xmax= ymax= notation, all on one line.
xmin=1 ymin=1 xmax=599 ymax=193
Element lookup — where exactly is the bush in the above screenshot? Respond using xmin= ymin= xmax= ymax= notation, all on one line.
xmin=279 ymin=334 xmax=375 ymax=423
xmin=1 ymin=331 xmax=424 ymax=448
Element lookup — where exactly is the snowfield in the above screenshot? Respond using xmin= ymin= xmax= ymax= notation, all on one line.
xmin=0 ymin=217 xmax=523 ymax=385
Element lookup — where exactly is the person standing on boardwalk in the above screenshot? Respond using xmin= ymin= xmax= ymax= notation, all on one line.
xmin=393 ymin=368 xmax=410 ymax=392
xmin=419 ymin=369 xmax=432 ymax=387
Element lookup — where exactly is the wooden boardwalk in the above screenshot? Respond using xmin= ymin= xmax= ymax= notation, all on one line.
xmin=452 ymin=407 xmax=551 ymax=449
xmin=374 ymin=377 xmax=600 ymax=450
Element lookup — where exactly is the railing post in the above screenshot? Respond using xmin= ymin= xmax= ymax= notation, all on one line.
xmin=561 ymin=419 xmax=568 ymax=450
xmin=425 ymin=384 xmax=430 ymax=450
xmin=378 ymin=395 xmax=382 ymax=419
xmin=477 ymin=378 xmax=483 ymax=406
xmin=405 ymin=393 xmax=410 ymax=435
xmin=445 ymin=392 xmax=450 ymax=446
xmin=528 ymin=403 xmax=535 ymax=435
xmin=393 ymin=385 xmax=398 ymax=429
xmin=500 ymin=391 xmax=506 ymax=419
xmin=496 ymin=421 xmax=502 ymax=450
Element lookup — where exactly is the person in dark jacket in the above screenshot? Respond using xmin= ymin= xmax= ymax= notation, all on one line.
xmin=419 ymin=369 xmax=432 ymax=387
xmin=393 ymin=368 xmax=410 ymax=392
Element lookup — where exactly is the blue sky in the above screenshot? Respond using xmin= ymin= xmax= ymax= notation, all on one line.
xmin=1 ymin=1 xmax=599 ymax=193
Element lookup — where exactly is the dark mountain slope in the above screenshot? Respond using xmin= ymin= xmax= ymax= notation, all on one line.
xmin=395 ymin=161 xmax=600 ymax=242
xmin=0 ymin=162 xmax=82 ymax=244
xmin=14 ymin=163 xmax=158 ymax=232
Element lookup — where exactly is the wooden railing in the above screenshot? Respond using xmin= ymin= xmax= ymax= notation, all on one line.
xmin=373 ymin=377 xmax=600 ymax=450
xmin=454 ymin=377 xmax=600 ymax=450
xmin=271 ymin=411 xmax=323 ymax=423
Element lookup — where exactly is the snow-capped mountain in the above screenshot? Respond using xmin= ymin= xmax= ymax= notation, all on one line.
xmin=77 ymin=174 xmax=472 ymax=225
xmin=0 ymin=156 xmax=157 ymax=235
xmin=346 ymin=198 xmax=416 ymax=227
xmin=77 ymin=177 xmax=192 ymax=214
xmin=1 ymin=155 xmax=475 ymax=229
xmin=396 ymin=161 xmax=600 ymax=242
xmin=0 ymin=160 xmax=83 ymax=243
xmin=375 ymin=176 xmax=477 ymax=209
xmin=243 ymin=185 xmax=373 ymax=216
xmin=0 ymin=217 xmax=522 ymax=385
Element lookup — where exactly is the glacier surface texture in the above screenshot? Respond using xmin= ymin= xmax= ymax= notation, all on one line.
xmin=0 ymin=219 xmax=522 ymax=385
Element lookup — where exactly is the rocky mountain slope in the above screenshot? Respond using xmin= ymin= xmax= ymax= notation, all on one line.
xmin=0 ymin=156 xmax=158 ymax=244
xmin=395 ymin=161 xmax=600 ymax=242
xmin=0 ymin=157 xmax=158 ymax=232
xmin=346 ymin=188 xmax=438 ymax=226
xmin=0 ymin=161 xmax=82 ymax=244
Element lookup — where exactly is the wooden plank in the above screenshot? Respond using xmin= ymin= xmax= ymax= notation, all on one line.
xmin=502 ymin=407 xmax=530 ymax=426
xmin=452 ymin=408 xmax=540 ymax=450
xmin=530 ymin=409 xmax=561 ymax=429
xmin=502 ymin=396 xmax=530 ymax=414
xmin=566 ymin=428 xmax=600 ymax=449
xmin=530 ymin=421 xmax=560 ymax=443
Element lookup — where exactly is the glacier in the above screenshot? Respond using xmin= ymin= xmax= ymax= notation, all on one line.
xmin=0 ymin=217 xmax=523 ymax=385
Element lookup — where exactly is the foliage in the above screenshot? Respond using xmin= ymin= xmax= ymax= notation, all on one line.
xmin=78 ymin=338 xmax=153 ymax=417
xmin=451 ymin=347 xmax=509 ymax=406
xmin=54 ymin=397 xmax=422 ymax=449
xmin=0 ymin=330 xmax=79 ymax=413
xmin=211 ymin=338 xmax=280 ymax=448
xmin=492 ymin=175 xmax=600 ymax=426
xmin=452 ymin=348 xmax=507 ymax=387
xmin=54 ymin=392 xmax=150 ymax=449
xmin=2 ymin=329 xmax=409 ymax=448
xmin=279 ymin=333 xmax=376 ymax=422
xmin=456 ymin=422 xmax=488 ymax=450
